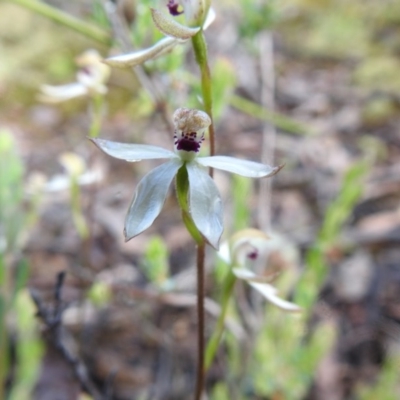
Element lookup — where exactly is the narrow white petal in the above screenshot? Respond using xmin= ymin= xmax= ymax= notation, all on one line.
xmin=217 ymin=241 xmax=231 ymax=264
xmin=104 ymin=37 xmax=177 ymax=67
xmin=203 ymin=7 xmax=216 ymax=30
xmin=124 ymin=159 xmax=182 ymax=241
xmin=186 ymin=162 xmax=223 ymax=249
xmin=232 ymin=267 xmax=258 ymax=281
xmin=151 ymin=8 xmax=200 ymax=40
xmin=249 ymin=282 xmax=301 ymax=312
xmin=233 ymin=267 xmax=278 ymax=283
xmin=38 ymin=83 xmax=87 ymax=103
xmin=91 ymin=138 xmax=176 ymax=161
xmin=197 ymin=156 xmax=283 ymax=178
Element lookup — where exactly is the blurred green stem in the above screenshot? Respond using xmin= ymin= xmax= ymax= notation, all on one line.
xmin=230 ymin=94 xmax=311 ymax=135
xmin=191 ymin=31 xmax=215 ymax=163
xmin=9 ymin=0 xmax=111 ymax=45
xmin=195 ymin=242 xmax=206 ymax=400
xmin=70 ymin=175 xmax=89 ymax=240
xmin=205 ymin=270 xmax=236 ymax=371
xmin=89 ymin=95 xmax=104 ymax=138
xmin=0 ymin=256 xmax=9 ymax=400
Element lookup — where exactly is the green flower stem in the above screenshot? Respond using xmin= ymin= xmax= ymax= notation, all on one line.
xmin=191 ymin=32 xmax=215 ymax=162
xmin=175 ymin=166 xmax=206 ymax=400
xmin=205 ymin=270 xmax=236 ymax=371
xmin=0 ymin=256 xmax=10 ymax=400
xmin=9 ymin=0 xmax=111 ymax=45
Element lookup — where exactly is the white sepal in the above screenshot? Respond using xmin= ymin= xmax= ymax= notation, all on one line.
xmin=38 ymin=83 xmax=87 ymax=103
xmin=203 ymin=7 xmax=216 ymax=30
xmin=104 ymin=37 xmax=177 ymax=67
xmin=186 ymin=162 xmax=223 ymax=249
xmin=91 ymin=138 xmax=176 ymax=162
xmin=232 ymin=268 xmax=275 ymax=283
xmin=197 ymin=156 xmax=283 ymax=178
xmin=249 ymin=282 xmax=301 ymax=312
xmin=124 ymin=159 xmax=182 ymax=241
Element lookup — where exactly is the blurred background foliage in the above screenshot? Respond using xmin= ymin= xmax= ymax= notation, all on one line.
xmin=1 ymin=0 xmax=400 ymax=399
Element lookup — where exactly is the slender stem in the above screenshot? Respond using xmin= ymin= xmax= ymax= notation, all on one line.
xmin=190 ymin=29 xmax=215 ymax=399
xmin=89 ymin=94 xmax=104 ymax=138
xmin=204 ymin=271 xmax=236 ymax=370
xmin=191 ymin=31 xmax=215 ymax=167
xmin=9 ymin=0 xmax=111 ymax=45
xmin=194 ymin=242 xmax=206 ymax=400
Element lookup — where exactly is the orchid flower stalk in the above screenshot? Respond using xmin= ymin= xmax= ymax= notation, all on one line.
xmin=91 ymin=108 xmax=281 ymax=249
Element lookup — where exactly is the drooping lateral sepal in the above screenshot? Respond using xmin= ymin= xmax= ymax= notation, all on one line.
xmin=186 ymin=162 xmax=223 ymax=249
xmin=124 ymin=159 xmax=182 ymax=241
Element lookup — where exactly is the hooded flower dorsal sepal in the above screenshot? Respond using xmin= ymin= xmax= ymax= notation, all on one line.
xmin=91 ymin=108 xmax=282 ymax=249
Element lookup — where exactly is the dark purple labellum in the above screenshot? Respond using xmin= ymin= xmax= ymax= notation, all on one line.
xmin=167 ymin=0 xmax=183 ymax=16
xmin=175 ymin=132 xmax=201 ymax=152
xmin=247 ymin=250 xmax=259 ymax=260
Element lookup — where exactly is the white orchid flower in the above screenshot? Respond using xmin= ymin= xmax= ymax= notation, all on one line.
xmin=218 ymin=229 xmax=301 ymax=312
xmin=91 ymin=108 xmax=281 ymax=249
xmin=39 ymin=49 xmax=110 ymax=103
xmin=104 ymin=4 xmax=215 ymax=68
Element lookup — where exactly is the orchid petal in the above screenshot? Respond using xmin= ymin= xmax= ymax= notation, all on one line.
xmin=124 ymin=159 xmax=182 ymax=241
xmin=232 ymin=268 xmax=276 ymax=283
xmin=151 ymin=8 xmax=200 ymax=40
xmin=91 ymin=138 xmax=176 ymax=162
xmin=249 ymin=282 xmax=301 ymax=312
xmin=38 ymin=83 xmax=87 ymax=103
xmin=203 ymin=7 xmax=216 ymax=30
xmin=104 ymin=37 xmax=177 ymax=67
xmin=186 ymin=162 xmax=223 ymax=249
xmin=197 ymin=156 xmax=283 ymax=178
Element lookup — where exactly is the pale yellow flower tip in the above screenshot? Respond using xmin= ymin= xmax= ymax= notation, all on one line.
xmin=59 ymin=152 xmax=86 ymax=177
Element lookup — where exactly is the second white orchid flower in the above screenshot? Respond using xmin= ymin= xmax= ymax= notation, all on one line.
xmin=218 ymin=229 xmax=301 ymax=312
xmin=39 ymin=49 xmax=110 ymax=103
xmin=92 ymin=108 xmax=281 ymax=249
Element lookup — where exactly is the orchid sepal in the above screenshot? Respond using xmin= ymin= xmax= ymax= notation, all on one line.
xmin=91 ymin=138 xmax=177 ymax=161
xmin=104 ymin=36 xmax=178 ymax=68
xmin=38 ymin=83 xmax=87 ymax=103
xmin=186 ymin=162 xmax=223 ymax=249
xmin=124 ymin=159 xmax=182 ymax=241
xmin=197 ymin=156 xmax=283 ymax=178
